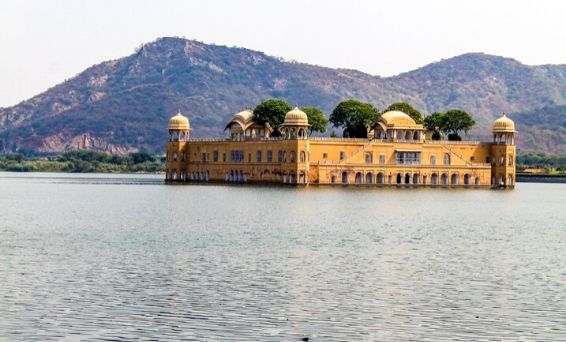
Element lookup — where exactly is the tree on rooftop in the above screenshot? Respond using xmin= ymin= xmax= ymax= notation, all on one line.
xmin=442 ymin=109 xmax=475 ymax=141
xmin=253 ymin=99 xmax=291 ymax=137
xmin=423 ymin=112 xmax=446 ymax=140
xmin=330 ymin=99 xmax=378 ymax=138
xmin=301 ymin=106 xmax=328 ymax=135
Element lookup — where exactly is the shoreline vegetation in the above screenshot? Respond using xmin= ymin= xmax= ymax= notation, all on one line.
xmin=0 ymin=150 xmax=164 ymax=173
xmin=0 ymin=149 xmax=565 ymax=176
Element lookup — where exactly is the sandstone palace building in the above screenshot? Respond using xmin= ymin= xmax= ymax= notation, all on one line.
xmin=165 ymin=107 xmax=516 ymax=187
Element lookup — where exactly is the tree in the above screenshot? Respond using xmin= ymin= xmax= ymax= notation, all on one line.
xmin=330 ymin=99 xmax=378 ymax=138
xmin=423 ymin=112 xmax=445 ymax=140
xmin=383 ymin=102 xmax=424 ymax=124
xmin=301 ymin=106 xmax=328 ymax=134
xmin=442 ymin=109 xmax=475 ymax=141
xmin=253 ymin=99 xmax=291 ymax=136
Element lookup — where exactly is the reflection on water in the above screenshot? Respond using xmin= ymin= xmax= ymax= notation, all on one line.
xmin=1 ymin=172 xmax=565 ymax=341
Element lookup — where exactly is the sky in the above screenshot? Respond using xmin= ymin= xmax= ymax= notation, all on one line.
xmin=1 ymin=0 xmax=566 ymax=107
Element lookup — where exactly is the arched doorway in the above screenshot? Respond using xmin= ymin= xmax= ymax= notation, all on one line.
xmin=366 ymin=172 xmax=373 ymax=185
xmin=451 ymin=174 xmax=458 ymax=185
xmin=475 ymin=177 xmax=480 ymax=185
xmin=413 ymin=173 xmax=419 ymax=185
xmin=331 ymin=175 xmax=337 ymax=184
xmin=377 ymin=172 xmax=384 ymax=185
xmin=508 ymin=175 xmax=513 ymax=186
xmin=355 ymin=172 xmax=363 ymax=185
xmin=342 ymin=171 xmax=349 ymax=184
xmin=441 ymin=173 xmax=448 ymax=185
xmin=431 ymin=173 xmax=438 ymax=185
xmin=423 ymin=175 xmax=427 ymax=185
xmin=396 ymin=173 xmax=402 ymax=184
xmin=405 ymin=173 xmax=410 ymax=184
xmin=464 ymin=174 xmax=470 ymax=185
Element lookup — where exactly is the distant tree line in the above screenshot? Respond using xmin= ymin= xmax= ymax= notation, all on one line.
xmin=251 ymin=98 xmax=475 ymax=140
xmin=0 ymin=150 xmax=165 ymax=173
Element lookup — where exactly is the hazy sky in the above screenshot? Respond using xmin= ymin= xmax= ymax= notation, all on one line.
xmin=1 ymin=0 xmax=565 ymax=107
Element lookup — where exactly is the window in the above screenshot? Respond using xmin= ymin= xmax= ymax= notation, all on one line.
xmin=213 ymin=151 xmax=218 ymax=162
xmin=499 ymin=156 xmax=505 ymax=166
xmin=508 ymin=155 xmax=513 ymax=166
xmin=278 ymin=150 xmax=283 ymax=162
xmin=290 ymin=151 xmax=296 ymax=163
xmin=267 ymin=150 xmax=273 ymax=162
xmin=430 ymin=155 xmax=436 ymax=165
xmin=443 ymin=153 xmax=450 ymax=165
xmin=173 ymin=152 xmax=177 ymax=161
xmin=201 ymin=152 xmax=206 ymax=161
xmin=231 ymin=150 xmax=244 ymax=162
xmin=470 ymin=156 xmax=475 ymax=162
xmin=340 ymin=151 xmax=345 ymax=160
xmin=396 ymin=152 xmax=421 ymax=165
xmin=365 ymin=152 xmax=372 ymax=164
xmin=248 ymin=153 xmax=251 ymax=163
xmin=300 ymin=151 xmax=306 ymax=162
xmin=223 ymin=153 xmax=226 ymax=162
xmin=322 ymin=153 xmax=328 ymax=159
xmin=257 ymin=150 xmax=262 ymax=162
xmin=379 ymin=154 xmax=385 ymax=164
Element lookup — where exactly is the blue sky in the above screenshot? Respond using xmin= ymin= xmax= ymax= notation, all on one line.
xmin=1 ymin=0 xmax=565 ymax=107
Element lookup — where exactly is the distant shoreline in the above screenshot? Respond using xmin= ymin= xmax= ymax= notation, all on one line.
xmin=516 ymin=173 xmax=566 ymax=183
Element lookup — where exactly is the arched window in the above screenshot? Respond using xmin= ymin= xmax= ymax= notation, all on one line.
xmin=508 ymin=155 xmax=513 ymax=166
xmin=451 ymin=174 xmax=458 ymax=185
xmin=300 ymin=151 xmax=306 ymax=163
xmin=396 ymin=173 xmax=402 ymax=184
xmin=365 ymin=152 xmax=372 ymax=164
xmin=277 ymin=150 xmax=283 ymax=162
xmin=377 ymin=172 xmax=384 ymax=184
xmin=499 ymin=156 xmax=505 ymax=166
xmin=366 ymin=173 xmax=373 ymax=184
xmin=441 ymin=173 xmax=448 ymax=185
xmin=430 ymin=155 xmax=436 ymax=165
xmin=173 ymin=152 xmax=178 ymax=161
xmin=355 ymin=172 xmax=363 ymax=185
xmin=342 ymin=171 xmax=349 ymax=184
xmin=443 ymin=154 xmax=450 ymax=165
xmin=405 ymin=131 xmax=411 ymax=140
xmin=290 ymin=151 xmax=296 ymax=163
xmin=413 ymin=131 xmax=419 ymax=140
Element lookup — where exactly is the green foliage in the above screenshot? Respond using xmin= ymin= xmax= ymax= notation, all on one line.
xmin=301 ymin=106 xmax=328 ymax=134
xmin=0 ymin=150 xmax=164 ymax=173
xmin=442 ymin=109 xmax=475 ymax=137
xmin=383 ymin=102 xmax=423 ymax=124
xmin=130 ymin=151 xmax=156 ymax=164
xmin=330 ymin=99 xmax=378 ymax=138
xmin=423 ymin=109 xmax=475 ymax=140
xmin=517 ymin=152 xmax=566 ymax=169
xmin=253 ymin=99 xmax=291 ymax=136
xmin=423 ymin=112 xmax=445 ymax=140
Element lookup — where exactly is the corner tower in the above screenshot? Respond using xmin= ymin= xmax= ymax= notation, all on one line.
xmin=166 ymin=111 xmax=190 ymax=181
xmin=490 ymin=114 xmax=516 ymax=187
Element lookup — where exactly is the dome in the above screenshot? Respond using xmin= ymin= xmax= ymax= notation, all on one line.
xmin=379 ymin=110 xmax=416 ymax=127
xmin=230 ymin=110 xmax=254 ymax=125
xmin=493 ymin=114 xmax=515 ymax=133
xmin=283 ymin=107 xmax=309 ymax=126
xmin=168 ymin=112 xmax=190 ymax=130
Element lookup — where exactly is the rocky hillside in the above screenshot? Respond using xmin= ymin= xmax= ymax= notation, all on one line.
xmin=1 ymin=37 xmax=565 ymax=154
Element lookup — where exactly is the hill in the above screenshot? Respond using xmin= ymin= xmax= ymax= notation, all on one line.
xmin=1 ymin=37 xmax=565 ymax=154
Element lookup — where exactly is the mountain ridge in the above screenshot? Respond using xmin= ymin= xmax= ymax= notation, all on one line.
xmin=1 ymin=37 xmax=565 ymax=154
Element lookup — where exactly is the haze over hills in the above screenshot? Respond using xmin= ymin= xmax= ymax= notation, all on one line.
xmin=1 ymin=37 xmax=565 ymax=154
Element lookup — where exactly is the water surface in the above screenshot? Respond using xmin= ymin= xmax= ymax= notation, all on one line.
xmin=1 ymin=173 xmax=565 ymax=341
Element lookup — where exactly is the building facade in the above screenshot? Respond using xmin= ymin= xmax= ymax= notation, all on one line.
xmin=165 ymin=108 xmax=516 ymax=188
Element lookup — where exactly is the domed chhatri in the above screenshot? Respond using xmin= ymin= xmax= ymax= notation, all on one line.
xmin=283 ymin=107 xmax=309 ymax=126
xmin=282 ymin=107 xmax=309 ymax=139
xmin=492 ymin=114 xmax=516 ymax=133
xmin=166 ymin=107 xmax=516 ymax=188
xmin=168 ymin=111 xmax=190 ymax=131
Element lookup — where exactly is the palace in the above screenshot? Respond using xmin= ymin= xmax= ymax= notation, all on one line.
xmin=165 ymin=107 xmax=516 ymax=187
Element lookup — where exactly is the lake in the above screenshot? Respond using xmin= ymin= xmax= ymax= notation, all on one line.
xmin=1 ymin=173 xmax=565 ymax=341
